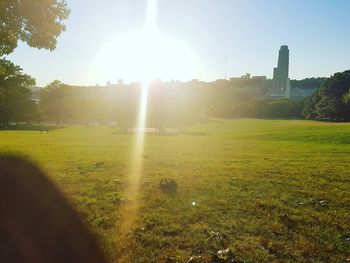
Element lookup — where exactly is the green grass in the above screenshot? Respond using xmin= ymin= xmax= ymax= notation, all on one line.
xmin=1 ymin=119 xmax=350 ymax=262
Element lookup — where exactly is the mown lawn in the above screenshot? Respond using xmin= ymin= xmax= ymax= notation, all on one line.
xmin=1 ymin=119 xmax=349 ymax=262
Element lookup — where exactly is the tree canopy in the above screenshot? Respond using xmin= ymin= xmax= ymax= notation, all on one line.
xmin=0 ymin=0 xmax=70 ymax=126
xmin=39 ymin=80 xmax=74 ymax=125
xmin=0 ymin=59 xmax=36 ymax=125
xmin=302 ymin=70 xmax=350 ymax=121
xmin=0 ymin=0 xmax=70 ymax=56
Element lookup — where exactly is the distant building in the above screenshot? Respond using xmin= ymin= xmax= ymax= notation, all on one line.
xmin=241 ymin=73 xmax=251 ymax=79
xmin=252 ymin=76 xmax=267 ymax=81
xmin=230 ymin=74 xmax=265 ymax=82
xmin=271 ymin=45 xmax=291 ymax=98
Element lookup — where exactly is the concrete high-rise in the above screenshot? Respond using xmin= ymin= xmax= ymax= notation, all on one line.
xmin=271 ymin=45 xmax=290 ymax=97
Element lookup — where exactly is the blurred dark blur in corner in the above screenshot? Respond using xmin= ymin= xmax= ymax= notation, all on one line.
xmin=0 ymin=156 xmax=107 ymax=263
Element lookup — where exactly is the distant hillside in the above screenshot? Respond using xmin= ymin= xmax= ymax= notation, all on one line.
xmin=291 ymin=78 xmax=327 ymax=90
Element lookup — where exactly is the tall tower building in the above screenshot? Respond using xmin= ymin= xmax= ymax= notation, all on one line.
xmin=271 ymin=45 xmax=290 ymax=97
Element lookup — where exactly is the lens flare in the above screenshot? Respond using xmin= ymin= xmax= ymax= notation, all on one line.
xmin=116 ymin=1 xmax=157 ymax=257
xmin=90 ymin=0 xmax=200 ymax=84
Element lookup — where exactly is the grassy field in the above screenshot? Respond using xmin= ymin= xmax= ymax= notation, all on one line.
xmin=1 ymin=119 xmax=350 ymax=262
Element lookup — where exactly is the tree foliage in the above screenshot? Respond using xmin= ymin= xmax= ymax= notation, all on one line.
xmin=0 ymin=0 xmax=70 ymax=126
xmin=39 ymin=80 xmax=74 ymax=125
xmin=4 ymin=71 xmax=350 ymax=126
xmin=290 ymin=78 xmax=326 ymax=90
xmin=0 ymin=0 xmax=70 ymax=56
xmin=0 ymin=59 xmax=36 ymax=125
xmin=302 ymin=70 xmax=350 ymax=121
xmin=34 ymin=81 xmax=305 ymax=127
xmin=343 ymin=90 xmax=350 ymax=106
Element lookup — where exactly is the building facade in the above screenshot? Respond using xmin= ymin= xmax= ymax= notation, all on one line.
xmin=271 ymin=45 xmax=291 ymax=98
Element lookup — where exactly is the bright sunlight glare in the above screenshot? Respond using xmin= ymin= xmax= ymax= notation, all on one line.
xmin=117 ymin=0 xmax=158 ymax=249
xmin=90 ymin=2 xmax=201 ymax=83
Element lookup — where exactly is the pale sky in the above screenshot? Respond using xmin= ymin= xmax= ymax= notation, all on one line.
xmin=7 ymin=0 xmax=350 ymax=86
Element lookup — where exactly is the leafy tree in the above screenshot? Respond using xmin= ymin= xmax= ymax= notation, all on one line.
xmin=247 ymin=98 xmax=304 ymax=119
xmin=303 ymin=70 xmax=350 ymax=121
xmin=343 ymin=90 xmax=350 ymax=106
xmin=39 ymin=80 xmax=73 ymax=125
xmin=302 ymin=92 xmax=320 ymax=120
xmin=0 ymin=0 xmax=69 ymax=125
xmin=0 ymin=0 xmax=70 ymax=56
xmin=0 ymin=59 xmax=36 ymax=125
xmin=290 ymin=78 xmax=326 ymax=90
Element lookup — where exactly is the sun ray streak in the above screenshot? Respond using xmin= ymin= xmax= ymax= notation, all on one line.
xmin=116 ymin=1 xmax=157 ymax=259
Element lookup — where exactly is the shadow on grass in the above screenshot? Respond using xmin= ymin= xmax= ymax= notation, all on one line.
xmin=197 ymin=118 xmax=223 ymax=124
xmin=0 ymin=124 xmax=69 ymax=131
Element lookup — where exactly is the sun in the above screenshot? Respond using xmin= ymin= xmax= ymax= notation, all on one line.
xmin=91 ymin=1 xmax=200 ymax=83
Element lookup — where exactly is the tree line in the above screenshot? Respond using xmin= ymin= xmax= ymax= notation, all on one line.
xmin=1 ymin=1 xmax=349 ymax=127
xmin=302 ymin=71 xmax=350 ymax=121
xmin=1 ymin=69 xmax=350 ymax=128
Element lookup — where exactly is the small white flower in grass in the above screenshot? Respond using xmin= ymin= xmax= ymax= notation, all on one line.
xmin=192 ymin=201 xmax=196 ymax=206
